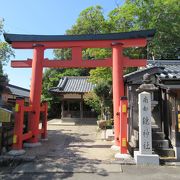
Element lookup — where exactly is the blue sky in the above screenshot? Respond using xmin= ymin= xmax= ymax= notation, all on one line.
xmin=0 ymin=0 xmax=124 ymax=89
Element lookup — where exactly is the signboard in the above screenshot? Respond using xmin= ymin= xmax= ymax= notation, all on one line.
xmin=0 ymin=108 xmax=12 ymax=122
xmin=138 ymin=92 xmax=152 ymax=154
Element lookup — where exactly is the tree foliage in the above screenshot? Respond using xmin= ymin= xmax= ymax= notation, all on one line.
xmin=108 ymin=0 xmax=180 ymax=59
xmin=0 ymin=19 xmax=14 ymax=65
xmin=0 ymin=19 xmax=14 ymax=94
xmin=84 ymin=81 xmax=112 ymax=119
xmin=84 ymin=92 xmax=100 ymax=114
xmin=66 ymin=5 xmax=106 ymax=35
xmin=54 ymin=5 xmax=109 ymax=61
xmin=93 ymin=81 xmax=112 ymax=119
xmin=0 ymin=42 xmax=14 ymax=65
xmin=84 ymin=68 xmax=113 ymax=119
xmin=89 ymin=67 xmax=112 ymax=84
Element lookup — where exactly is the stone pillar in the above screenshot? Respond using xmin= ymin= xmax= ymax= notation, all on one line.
xmin=134 ymin=91 xmax=159 ymax=165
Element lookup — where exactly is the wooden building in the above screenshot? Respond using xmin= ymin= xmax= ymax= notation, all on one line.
xmin=124 ymin=60 xmax=180 ymax=159
xmin=0 ymin=84 xmax=29 ymax=154
xmin=1 ymin=84 xmax=30 ymax=108
xmin=49 ymin=76 xmax=97 ymax=123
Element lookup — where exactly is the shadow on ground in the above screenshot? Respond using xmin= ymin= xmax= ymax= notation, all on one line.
xmin=0 ymin=126 xmax=114 ymax=179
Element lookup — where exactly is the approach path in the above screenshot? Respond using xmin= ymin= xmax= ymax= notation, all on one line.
xmin=10 ymin=119 xmax=120 ymax=175
xmin=25 ymin=120 xmax=115 ymax=163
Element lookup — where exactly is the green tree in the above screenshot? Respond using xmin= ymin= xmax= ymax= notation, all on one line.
xmin=0 ymin=19 xmax=14 ymax=94
xmin=0 ymin=19 xmax=14 ymax=66
xmin=93 ymin=82 xmax=112 ymax=119
xmin=89 ymin=67 xmax=112 ymax=84
xmin=84 ymin=68 xmax=113 ymax=119
xmin=84 ymin=92 xmax=100 ymax=114
xmin=108 ymin=0 xmax=180 ymax=59
xmin=66 ymin=5 xmax=106 ymax=35
xmin=84 ymin=81 xmax=112 ymax=120
xmin=54 ymin=5 xmax=108 ymax=61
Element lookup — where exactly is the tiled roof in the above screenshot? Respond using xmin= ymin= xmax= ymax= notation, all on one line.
xmin=4 ymin=29 xmax=155 ymax=43
xmin=125 ymin=60 xmax=180 ymax=81
xmin=50 ymin=60 xmax=180 ymax=93
xmin=147 ymin=60 xmax=180 ymax=79
xmin=49 ymin=76 xmax=95 ymax=93
xmin=7 ymin=84 xmax=30 ymax=97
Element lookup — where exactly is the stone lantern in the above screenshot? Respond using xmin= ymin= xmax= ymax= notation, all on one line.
xmin=136 ymin=73 xmax=159 ymax=125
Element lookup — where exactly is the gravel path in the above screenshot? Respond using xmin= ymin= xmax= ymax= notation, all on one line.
xmin=1 ymin=121 xmax=119 ymax=177
xmin=5 ymin=122 xmax=118 ymax=176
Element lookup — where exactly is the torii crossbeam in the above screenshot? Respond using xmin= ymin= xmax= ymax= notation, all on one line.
xmin=4 ymin=29 xmax=155 ymax=154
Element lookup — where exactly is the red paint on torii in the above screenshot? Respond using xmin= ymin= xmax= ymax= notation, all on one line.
xmin=11 ymin=58 xmax=146 ymax=68
xmin=4 ymin=30 xmax=155 ymax=154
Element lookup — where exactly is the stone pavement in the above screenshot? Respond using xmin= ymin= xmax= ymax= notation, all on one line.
xmin=11 ymin=120 xmax=123 ymax=173
xmin=1 ymin=120 xmax=124 ymax=175
xmin=24 ymin=120 xmax=117 ymax=162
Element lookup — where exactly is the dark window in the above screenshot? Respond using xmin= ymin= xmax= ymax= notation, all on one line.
xmin=153 ymin=91 xmax=159 ymax=101
xmin=69 ymin=101 xmax=80 ymax=111
xmin=64 ymin=101 xmax=68 ymax=111
xmin=83 ymin=103 xmax=92 ymax=111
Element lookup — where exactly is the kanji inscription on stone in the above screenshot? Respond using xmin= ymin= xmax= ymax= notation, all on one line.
xmin=138 ymin=92 xmax=152 ymax=154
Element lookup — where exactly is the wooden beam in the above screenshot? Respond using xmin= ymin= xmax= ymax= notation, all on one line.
xmin=11 ymin=59 xmax=32 ymax=68
xmin=11 ymin=58 xmax=147 ymax=68
xmin=72 ymin=47 xmax=82 ymax=63
xmin=123 ymin=58 xmax=147 ymax=67
xmin=43 ymin=59 xmax=112 ymax=68
xmin=22 ymin=131 xmax=33 ymax=141
xmin=11 ymin=58 xmax=112 ymax=68
xmin=11 ymin=38 xmax=147 ymax=49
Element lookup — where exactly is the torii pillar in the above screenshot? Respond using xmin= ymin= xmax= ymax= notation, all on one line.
xmin=28 ymin=45 xmax=44 ymax=143
xmin=112 ymin=43 xmax=124 ymax=147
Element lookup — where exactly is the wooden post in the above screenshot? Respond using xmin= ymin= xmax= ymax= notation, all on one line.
xmin=120 ymin=96 xmax=128 ymax=154
xmin=112 ymin=43 xmax=124 ymax=146
xmin=41 ymin=102 xmax=48 ymax=139
xmin=13 ymin=98 xmax=24 ymax=150
xmin=28 ymin=45 xmax=44 ymax=143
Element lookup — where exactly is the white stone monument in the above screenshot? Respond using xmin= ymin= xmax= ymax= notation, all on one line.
xmin=134 ymin=92 xmax=159 ymax=165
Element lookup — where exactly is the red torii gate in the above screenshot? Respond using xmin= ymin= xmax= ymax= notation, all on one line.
xmin=4 ymin=29 xmax=155 ymax=154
